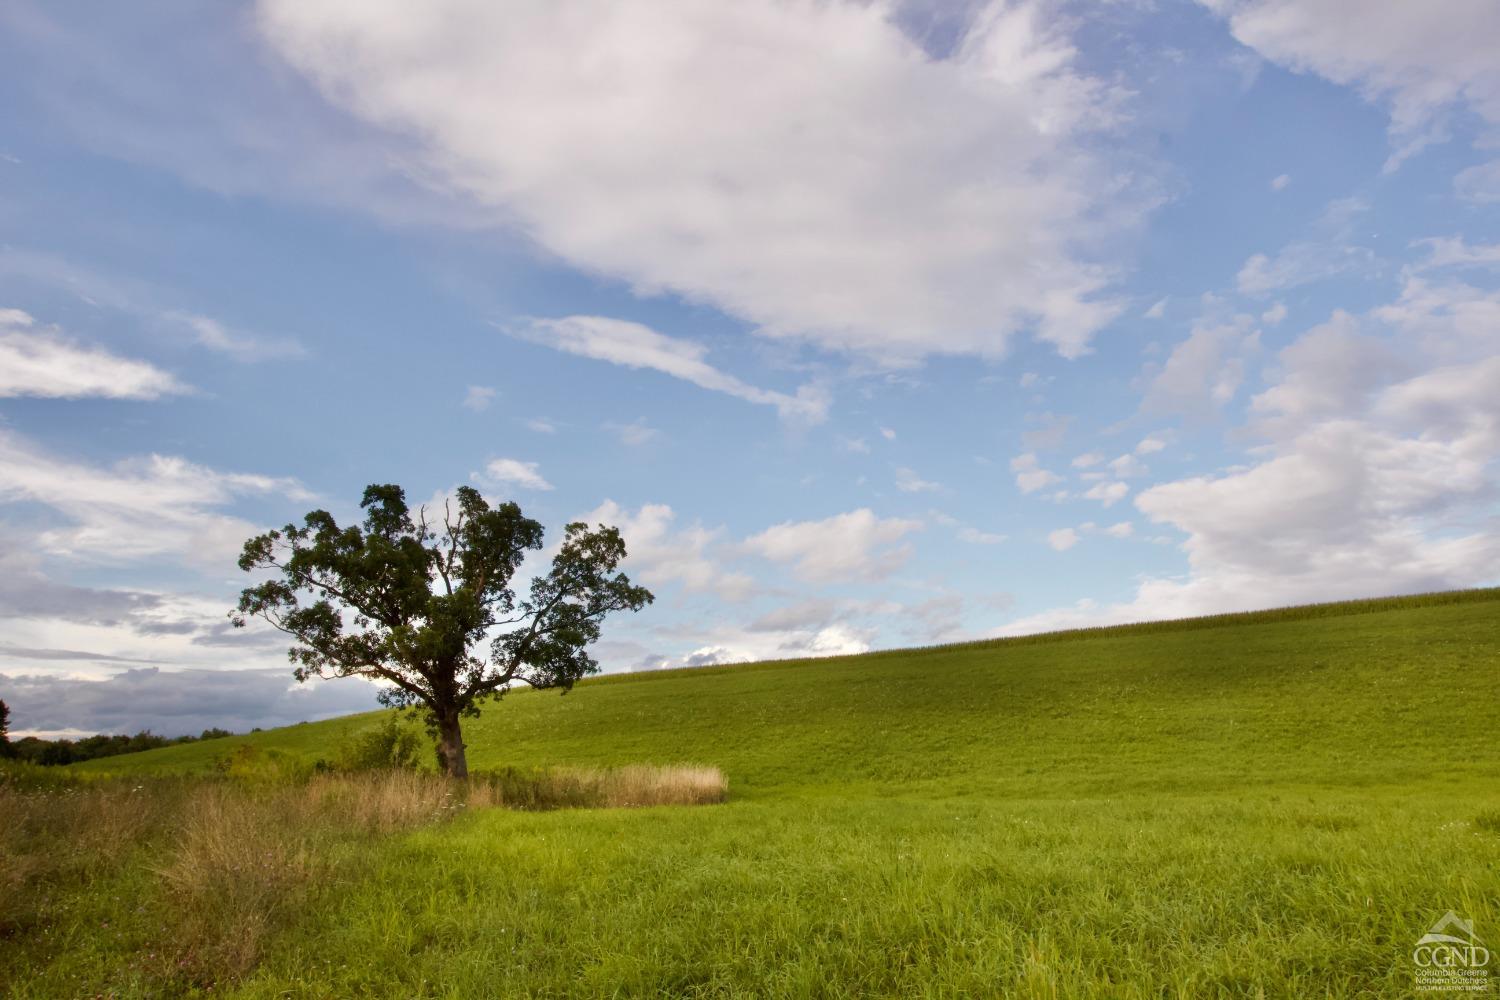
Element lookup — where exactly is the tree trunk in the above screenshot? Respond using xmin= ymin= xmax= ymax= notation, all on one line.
xmin=437 ymin=710 xmax=468 ymax=778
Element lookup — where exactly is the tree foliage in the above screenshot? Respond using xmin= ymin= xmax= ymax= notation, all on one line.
xmin=232 ymin=484 xmax=652 ymax=776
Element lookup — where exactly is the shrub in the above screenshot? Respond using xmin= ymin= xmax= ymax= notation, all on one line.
xmin=330 ymin=716 xmax=426 ymax=773
xmin=214 ymin=745 xmax=316 ymax=784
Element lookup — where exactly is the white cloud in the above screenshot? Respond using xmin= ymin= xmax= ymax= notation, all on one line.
xmin=163 ymin=311 xmax=306 ymax=362
xmin=1235 ymin=198 xmax=1374 ymax=296
xmin=894 ymin=467 xmax=941 ymax=494
xmin=1135 ymin=435 xmax=1168 ymax=455
xmin=1104 ymin=521 xmax=1134 ymax=538
xmin=1143 ymin=297 xmax=1167 ymax=319
xmin=1071 ymin=452 xmax=1103 ymax=468
xmin=998 ymin=283 xmax=1500 ymax=636
xmin=1084 ymin=481 xmax=1130 ymax=507
xmin=0 ymin=308 xmax=187 ymax=400
xmin=958 ymin=526 xmax=1007 ymax=545
xmin=1047 ymin=527 xmax=1079 ymax=551
xmin=1011 ymin=452 xmax=1062 ymax=494
xmin=1410 ymin=236 xmax=1500 ymax=272
xmin=524 ymin=417 xmax=557 ymax=433
xmin=1269 ymin=173 xmax=1290 ymax=191
xmin=1200 ymin=0 xmax=1500 ymax=168
xmin=1107 ymin=453 xmax=1149 ymax=479
xmin=259 ymin=0 xmax=1148 ymax=362
xmin=603 ymin=418 xmax=659 ymax=447
xmin=1022 ymin=410 xmax=1072 ymax=449
xmin=840 ymin=436 xmax=871 ymax=455
xmin=1142 ymin=315 xmax=1259 ymax=415
xmin=0 ymin=3 xmax=482 ymax=230
xmin=1456 ymin=159 xmax=1500 ymax=203
xmin=880 ymin=427 xmax=897 ymax=441
xmin=1261 ymin=301 xmax=1287 ymax=325
xmin=462 ymin=385 xmax=496 ymax=412
xmin=585 ymin=500 xmax=755 ymax=601
xmin=478 ymin=458 xmax=553 ymax=491
xmin=640 ymin=618 xmax=874 ymax=670
xmin=743 ymin=508 xmax=921 ymax=583
xmin=0 ymin=430 xmax=309 ymax=568
xmin=1249 ymin=310 xmax=1404 ymax=431
xmin=506 ymin=315 xmax=828 ymax=423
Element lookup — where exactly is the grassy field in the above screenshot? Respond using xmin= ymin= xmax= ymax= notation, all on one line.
xmin=7 ymin=589 xmax=1500 ymax=997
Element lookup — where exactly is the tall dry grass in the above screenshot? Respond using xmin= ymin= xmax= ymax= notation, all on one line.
xmin=1 ymin=761 xmax=725 ymax=990
xmin=474 ymin=763 xmax=727 ymax=809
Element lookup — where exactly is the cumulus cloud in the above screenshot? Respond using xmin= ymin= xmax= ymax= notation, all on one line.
xmin=584 ymin=500 xmax=755 ymax=601
xmin=638 ymin=620 xmax=875 ymax=671
xmin=999 ymin=274 xmax=1500 ymax=635
xmin=1200 ymin=0 xmax=1500 ymax=167
xmin=507 ymin=316 xmax=829 ymax=423
xmin=1083 ymin=481 xmax=1130 ymax=507
xmin=259 ymin=0 xmax=1148 ymax=362
xmin=0 ymin=308 xmax=186 ymax=400
xmin=1047 ymin=527 xmax=1080 ymax=551
xmin=743 ymin=509 xmax=921 ymax=583
xmin=1142 ymin=314 xmax=1259 ymax=416
xmin=477 ymin=458 xmax=553 ymax=491
xmin=1249 ymin=310 xmax=1405 ymax=432
xmin=1135 ymin=435 xmax=1168 ymax=455
xmin=1011 ymin=452 xmax=1062 ymax=494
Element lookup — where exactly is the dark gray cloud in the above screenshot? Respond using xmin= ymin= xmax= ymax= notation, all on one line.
xmin=0 ymin=571 xmax=161 ymax=625
xmin=1 ymin=667 xmax=381 ymax=738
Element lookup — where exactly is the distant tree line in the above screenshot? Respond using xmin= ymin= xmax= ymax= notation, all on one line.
xmin=0 ymin=700 xmax=239 ymax=766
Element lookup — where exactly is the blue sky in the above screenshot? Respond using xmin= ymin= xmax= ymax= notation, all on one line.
xmin=2 ymin=0 xmax=1497 ymax=737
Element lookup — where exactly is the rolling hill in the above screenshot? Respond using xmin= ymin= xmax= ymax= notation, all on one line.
xmin=46 ymin=588 xmax=1500 ymax=996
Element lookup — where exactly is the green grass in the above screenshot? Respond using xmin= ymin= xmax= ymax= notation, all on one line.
xmin=15 ymin=588 xmax=1500 ymax=997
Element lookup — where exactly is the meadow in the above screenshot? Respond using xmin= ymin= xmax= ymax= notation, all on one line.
xmin=4 ymin=589 xmax=1499 ymax=997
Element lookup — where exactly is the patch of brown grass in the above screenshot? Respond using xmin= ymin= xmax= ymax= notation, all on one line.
xmin=477 ymin=763 xmax=728 ymax=809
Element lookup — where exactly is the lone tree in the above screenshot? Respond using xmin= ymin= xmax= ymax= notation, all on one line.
xmin=0 ymin=698 xmax=11 ymax=758
xmin=232 ymin=484 xmax=652 ymax=777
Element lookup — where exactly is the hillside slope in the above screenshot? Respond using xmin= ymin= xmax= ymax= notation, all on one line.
xmin=34 ymin=589 xmax=1500 ymax=997
xmin=80 ymin=588 xmax=1500 ymax=796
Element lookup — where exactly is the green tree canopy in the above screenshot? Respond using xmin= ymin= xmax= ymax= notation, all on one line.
xmin=232 ymin=484 xmax=652 ymax=776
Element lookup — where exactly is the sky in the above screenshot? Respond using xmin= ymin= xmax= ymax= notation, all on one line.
xmin=1 ymin=0 xmax=1497 ymax=738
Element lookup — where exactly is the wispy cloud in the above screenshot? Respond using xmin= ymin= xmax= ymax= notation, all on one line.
xmin=504 ymin=315 xmax=829 ymax=423
xmin=0 ymin=308 xmax=187 ymax=400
